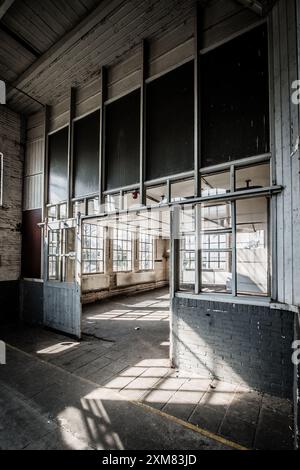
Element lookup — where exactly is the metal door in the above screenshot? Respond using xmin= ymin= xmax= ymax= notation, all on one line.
xmin=43 ymin=217 xmax=82 ymax=338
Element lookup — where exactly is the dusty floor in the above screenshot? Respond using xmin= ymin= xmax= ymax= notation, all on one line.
xmin=0 ymin=288 xmax=294 ymax=450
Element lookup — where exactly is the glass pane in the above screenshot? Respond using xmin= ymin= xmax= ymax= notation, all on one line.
xmin=235 ymin=163 xmax=270 ymax=191
xmin=73 ymin=200 xmax=85 ymax=217
xmin=201 ymin=248 xmax=232 ymax=294
xmin=236 ymin=197 xmax=269 ymax=296
xmin=146 ymin=184 xmax=167 ymax=206
xmin=201 ymin=202 xmax=232 ymax=293
xmin=87 ymin=197 xmax=99 ymax=215
xmin=112 ymin=227 xmax=132 ymax=272
xmin=123 ymin=190 xmax=141 ymax=210
xmin=105 ymin=194 xmax=119 ymax=213
xmin=82 ymin=222 xmax=105 ymax=274
xmin=201 ymin=171 xmax=230 ymax=196
xmin=202 ymin=201 xmax=231 ymax=231
xmin=63 ymin=228 xmax=76 ymax=282
xmin=139 ymin=230 xmax=154 ymax=271
xmin=179 ymin=206 xmax=195 ymax=292
xmin=201 ymin=25 xmax=269 ymax=167
xmin=59 ymin=203 xmax=67 ymax=219
xmin=171 ymin=178 xmax=194 ymax=202
xmin=48 ymin=229 xmax=60 ymax=280
xmin=48 ymin=206 xmax=57 ymax=221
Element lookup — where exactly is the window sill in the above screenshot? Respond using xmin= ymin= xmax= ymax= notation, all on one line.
xmin=175 ymin=291 xmax=271 ymax=308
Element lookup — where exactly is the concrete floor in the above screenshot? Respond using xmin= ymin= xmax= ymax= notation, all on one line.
xmin=0 ymin=288 xmax=294 ymax=450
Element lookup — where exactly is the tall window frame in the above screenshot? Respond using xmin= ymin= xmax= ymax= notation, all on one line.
xmin=138 ymin=230 xmax=154 ymax=271
xmin=82 ymin=223 xmax=105 ymax=274
xmin=112 ymin=227 xmax=133 ymax=272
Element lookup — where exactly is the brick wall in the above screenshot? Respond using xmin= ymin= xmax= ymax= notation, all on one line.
xmin=0 ymin=106 xmax=24 ymax=323
xmin=172 ymin=296 xmax=294 ymax=398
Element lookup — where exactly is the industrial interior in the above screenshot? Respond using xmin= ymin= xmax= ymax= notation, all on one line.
xmin=0 ymin=0 xmax=299 ymax=451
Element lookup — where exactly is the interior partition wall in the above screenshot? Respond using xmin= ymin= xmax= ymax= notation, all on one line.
xmin=44 ymin=20 xmax=275 ymax=298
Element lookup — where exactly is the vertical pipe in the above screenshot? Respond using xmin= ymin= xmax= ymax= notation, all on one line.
xmin=99 ymin=66 xmax=107 ymax=207
xmin=42 ymin=105 xmax=50 ymax=222
xmin=170 ymin=204 xmax=180 ymax=367
xmin=195 ymin=203 xmax=201 ymax=294
xmin=140 ymin=40 xmax=147 ymax=205
xmin=42 ymin=105 xmax=50 ymax=280
xmin=230 ymin=164 xmax=235 ymax=192
xmin=268 ymin=11 xmax=278 ymax=301
xmin=67 ymin=87 xmax=76 ymax=219
xmin=170 ymin=205 xmax=180 ymax=299
xmin=194 ymin=2 xmax=202 ymax=294
xmin=194 ymin=1 xmax=201 ymax=197
xmin=166 ymin=178 xmax=171 ymax=203
xmin=231 ymin=200 xmax=237 ymax=296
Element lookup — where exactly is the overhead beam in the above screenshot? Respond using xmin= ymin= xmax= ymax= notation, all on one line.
xmin=9 ymin=0 xmax=123 ymax=93
xmin=235 ymin=0 xmax=263 ymax=16
xmin=0 ymin=22 xmax=40 ymax=57
xmin=0 ymin=0 xmax=15 ymax=20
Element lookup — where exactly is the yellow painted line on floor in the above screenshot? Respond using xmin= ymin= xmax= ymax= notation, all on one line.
xmin=133 ymin=401 xmax=249 ymax=451
xmin=6 ymin=343 xmax=249 ymax=451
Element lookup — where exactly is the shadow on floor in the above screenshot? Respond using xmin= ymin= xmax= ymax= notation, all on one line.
xmin=0 ymin=288 xmax=294 ymax=450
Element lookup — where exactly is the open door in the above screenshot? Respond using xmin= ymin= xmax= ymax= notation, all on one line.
xmin=43 ymin=217 xmax=81 ymax=338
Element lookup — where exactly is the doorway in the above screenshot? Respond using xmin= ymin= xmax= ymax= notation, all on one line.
xmin=81 ymin=207 xmax=171 ymax=367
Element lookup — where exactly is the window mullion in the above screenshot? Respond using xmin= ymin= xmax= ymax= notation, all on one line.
xmin=231 ymin=200 xmax=237 ymax=297
xmin=195 ymin=204 xmax=201 ymax=294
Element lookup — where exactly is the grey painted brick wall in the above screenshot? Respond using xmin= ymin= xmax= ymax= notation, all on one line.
xmin=172 ymin=297 xmax=294 ymax=398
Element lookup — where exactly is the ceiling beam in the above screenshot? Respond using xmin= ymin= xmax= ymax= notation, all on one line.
xmin=235 ymin=0 xmax=263 ymax=16
xmin=0 ymin=22 xmax=40 ymax=57
xmin=0 ymin=0 xmax=15 ymax=20
xmin=9 ymin=0 xmax=123 ymax=93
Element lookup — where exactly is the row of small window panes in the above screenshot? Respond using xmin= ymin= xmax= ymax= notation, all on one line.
xmin=201 ymin=162 xmax=270 ymax=196
xmin=49 ymin=230 xmax=60 ymax=255
xmin=113 ymin=240 xmax=132 ymax=253
xmin=178 ymin=197 xmax=269 ymax=296
xmin=82 ymin=223 xmax=104 ymax=274
xmin=82 ymin=249 xmax=104 ymax=262
xmin=74 ymin=194 xmax=141 ymax=216
xmin=73 ymin=197 xmax=100 ymax=217
xmin=47 ymin=163 xmax=271 ymax=220
xmin=139 ymin=233 xmax=154 ymax=271
xmin=202 ymin=251 xmax=228 ymax=270
xmin=112 ymin=228 xmax=132 ymax=272
xmin=82 ymin=261 xmax=104 ymax=274
xmin=105 ymin=191 xmax=141 ymax=213
xmin=83 ymin=225 xmax=104 ymax=249
xmin=112 ymin=260 xmax=132 ymax=272
xmin=48 ymin=204 xmax=67 ymax=221
xmin=48 ymin=256 xmax=60 ymax=280
xmin=202 ymin=233 xmax=227 ymax=250
xmin=144 ymin=162 xmax=270 ymax=207
xmin=181 ymin=249 xmax=195 ymax=271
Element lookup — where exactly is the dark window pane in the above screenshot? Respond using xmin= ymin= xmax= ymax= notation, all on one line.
xmin=105 ymin=89 xmax=140 ymax=190
xmin=73 ymin=110 xmax=100 ymax=197
xmin=201 ymin=24 xmax=269 ymax=167
xmin=48 ymin=127 xmax=68 ymax=203
xmin=146 ymin=61 xmax=194 ymax=180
